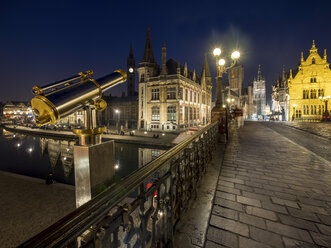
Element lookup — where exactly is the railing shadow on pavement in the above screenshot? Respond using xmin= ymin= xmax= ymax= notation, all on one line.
xmin=19 ymin=122 xmax=218 ymax=248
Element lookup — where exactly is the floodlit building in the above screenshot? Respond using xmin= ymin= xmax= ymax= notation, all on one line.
xmin=271 ymin=66 xmax=290 ymax=121
xmin=3 ymin=101 xmax=32 ymax=119
xmin=288 ymin=40 xmax=331 ymax=121
xmin=137 ymin=28 xmax=212 ymax=132
xmin=252 ymin=65 xmax=268 ymax=119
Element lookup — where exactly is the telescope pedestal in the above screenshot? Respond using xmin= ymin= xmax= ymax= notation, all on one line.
xmin=74 ymin=140 xmax=115 ymax=208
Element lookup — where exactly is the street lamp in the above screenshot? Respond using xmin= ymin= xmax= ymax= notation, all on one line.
xmin=319 ymin=96 xmax=330 ymax=121
xmin=292 ymin=104 xmax=297 ymax=121
xmin=115 ymin=109 xmax=120 ymax=132
xmin=211 ymin=47 xmax=240 ymax=141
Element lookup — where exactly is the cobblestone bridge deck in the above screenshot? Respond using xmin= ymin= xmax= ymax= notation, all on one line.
xmin=205 ymin=121 xmax=331 ymax=248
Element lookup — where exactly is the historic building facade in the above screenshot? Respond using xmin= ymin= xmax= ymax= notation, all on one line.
xmin=137 ymin=29 xmax=212 ymax=132
xmin=288 ymin=41 xmax=331 ymax=121
xmin=271 ymin=66 xmax=290 ymax=121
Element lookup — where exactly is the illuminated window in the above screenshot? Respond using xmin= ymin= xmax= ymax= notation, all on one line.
xmin=151 ymin=150 xmax=160 ymax=159
xmin=152 ymin=106 xmax=160 ymax=121
xmin=167 ymin=87 xmax=176 ymax=100
xmin=185 ymin=106 xmax=188 ymax=121
xmin=152 ymin=88 xmax=160 ymax=100
xmin=167 ymin=106 xmax=176 ymax=121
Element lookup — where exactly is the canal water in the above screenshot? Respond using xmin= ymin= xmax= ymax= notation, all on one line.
xmin=0 ymin=128 xmax=167 ymax=185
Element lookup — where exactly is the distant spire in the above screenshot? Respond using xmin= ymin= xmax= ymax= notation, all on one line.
xmin=184 ymin=62 xmax=188 ymax=77
xmin=193 ymin=69 xmax=196 ymax=81
xmin=202 ymin=54 xmax=211 ymax=78
xmin=310 ymin=40 xmax=317 ymax=54
xmin=257 ymin=64 xmax=262 ymax=81
xmin=141 ymin=27 xmax=155 ymax=63
xmin=289 ymin=69 xmax=293 ymax=79
xmin=324 ymin=49 xmax=327 ymax=60
xmin=301 ymin=52 xmax=304 ymax=62
xmin=282 ymin=65 xmax=286 ymax=80
xmin=177 ymin=62 xmax=181 ymax=75
xmin=161 ymin=40 xmax=167 ymax=75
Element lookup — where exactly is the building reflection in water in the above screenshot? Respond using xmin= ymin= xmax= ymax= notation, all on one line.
xmin=40 ymin=138 xmax=75 ymax=178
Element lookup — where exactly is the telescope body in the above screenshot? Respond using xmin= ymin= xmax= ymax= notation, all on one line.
xmin=31 ymin=70 xmax=127 ymax=126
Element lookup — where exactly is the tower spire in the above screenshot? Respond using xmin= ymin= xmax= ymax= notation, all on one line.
xmin=282 ymin=65 xmax=286 ymax=81
xmin=202 ymin=54 xmax=211 ymax=78
xmin=161 ymin=40 xmax=167 ymax=75
xmin=301 ymin=52 xmax=304 ymax=62
xmin=141 ymin=27 xmax=155 ymax=63
xmin=257 ymin=64 xmax=262 ymax=81
xmin=324 ymin=49 xmax=327 ymax=60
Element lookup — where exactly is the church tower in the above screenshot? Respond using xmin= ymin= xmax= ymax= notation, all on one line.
xmin=253 ymin=65 xmax=267 ymax=117
xmin=137 ymin=27 xmax=159 ymax=83
xmin=127 ymin=44 xmax=136 ymax=97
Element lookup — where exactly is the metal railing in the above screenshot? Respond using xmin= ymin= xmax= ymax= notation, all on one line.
xmin=20 ymin=122 xmax=218 ymax=248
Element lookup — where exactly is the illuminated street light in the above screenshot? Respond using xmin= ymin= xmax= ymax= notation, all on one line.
xmin=213 ymin=48 xmax=221 ymax=56
xmin=28 ymin=148 xmax=33 ymax=152
xmin=218 ymin=59 xmax=226 ymax=66
xmin=114 ymin=164 xmax=119 ymax=170
xmin=319 ymin=95 xmax=330 ymax=121
xmin=115 ymin=109 xmax=119 ymax=113
xmin=231 ymin=51 xmax=240 ymax=60
xmin=17 ymin=143 xmax=21 ymax=147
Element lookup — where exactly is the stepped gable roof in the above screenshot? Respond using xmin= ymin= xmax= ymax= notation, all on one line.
xmin=166 ymin=59 xmax=201 ymax=84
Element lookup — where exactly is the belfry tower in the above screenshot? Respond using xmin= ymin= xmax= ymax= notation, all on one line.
xmin=127 ymin=44 xmax=136 ymax=97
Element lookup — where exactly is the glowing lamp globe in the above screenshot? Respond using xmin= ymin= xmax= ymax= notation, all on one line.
xmin=213 ymin=48 xmax=221 ymax=56
xmin=231 ymin=51 xmax=240 ymax=60
xmin=218 ymin=59 xmax=226 ymax=66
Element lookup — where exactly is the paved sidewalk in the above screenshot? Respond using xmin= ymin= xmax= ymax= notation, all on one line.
xmin=205 ymin=122 xmax=331 ymax=248
xmin=0 ymin=171 xmax=75 ymax=247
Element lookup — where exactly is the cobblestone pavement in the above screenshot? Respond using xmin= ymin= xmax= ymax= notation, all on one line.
xmin=205 ymin=122 xmax=331 ymax=248
xmin=275 ymin=121 xmax=331 ymax=140
xmin=262 ymin=122 xmax=331 ymax=163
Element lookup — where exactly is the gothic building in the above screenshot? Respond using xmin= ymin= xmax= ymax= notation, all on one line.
xmin=271 ymin=66 xmax=290 ymax=121
xmin=252 ymin=65 xmax=268 ymax=118
xmin=138 ymin=28 xmax=212 ymax=132
xmin=288 ymin=41 xmax=331 ymax=121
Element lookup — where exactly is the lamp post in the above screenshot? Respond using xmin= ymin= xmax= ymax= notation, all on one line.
xmin=115 ymin=109 xmax=120 ymax=132
xmin=319 ymin=96 xmax=330 ymax=121
xmin=292 ymin=104 xmax=297 ymax=121
xmin=211 ymin=48 xmax=240 ymax=141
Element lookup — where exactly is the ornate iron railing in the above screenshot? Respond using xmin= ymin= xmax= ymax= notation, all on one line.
xmin=20 ymin=122 xmax=218 ymax=248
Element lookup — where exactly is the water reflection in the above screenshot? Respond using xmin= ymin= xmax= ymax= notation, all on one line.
xmin=0 ymin=128 xmax=167 ymax=186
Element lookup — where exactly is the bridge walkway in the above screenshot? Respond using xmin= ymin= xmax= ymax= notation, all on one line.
xmin=205 ymin=121 xmax=331 ymax=248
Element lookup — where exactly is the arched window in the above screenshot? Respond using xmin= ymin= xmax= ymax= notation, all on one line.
xmin=319 ymin=105 xmax=321 ymax=115
xmin=311 ymin=105 xmax=314 ymax=115
xmin=318 ymin=89 xmax=321 ymax=97
xmin=310 ymin=90 xmax=313 ymax=99
xmin=312 ymin=58 xmax=315 ymax=64
xmin=306 ymin=105 xmax=309 ymax=115
xmin=314 ymin=105 xmax=317 ymax=115
xmin=314 ymin=77 xmax=317 ymax=83
xmin=151 ymin=106 xmax=160 ymax=121
xmin=303 ymin=105 xmax=306 ymax=114
xmin=311 ymin=78 xmax=313 ymax=83
xmin=303 ymin=90 xmax=306 ymax=99
xmin=167 ymin=106 xmax=176 ymax=121
xmin=321 ymin=89 xmax=324 ymax=97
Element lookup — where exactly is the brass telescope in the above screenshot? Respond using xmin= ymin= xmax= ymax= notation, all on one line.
xmin=31 ymin=69 xmax=127 ymax=126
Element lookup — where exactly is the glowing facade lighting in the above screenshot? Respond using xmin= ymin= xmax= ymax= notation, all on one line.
xmin=292 ymin=104 xmax=297 ymax=107
xmin=218 ymin=59 xmax=226 ymax=66
xmin=213 ymin=48 xmax=221 ymax=56
xmin=115 ymin=109 xmax=119 ymax=113
xmin=231 ymin=51 xmax=240 ymax=60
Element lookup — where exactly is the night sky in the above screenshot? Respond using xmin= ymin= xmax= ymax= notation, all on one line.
xmin=1 ymin=0 xmax=331 ymax=104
